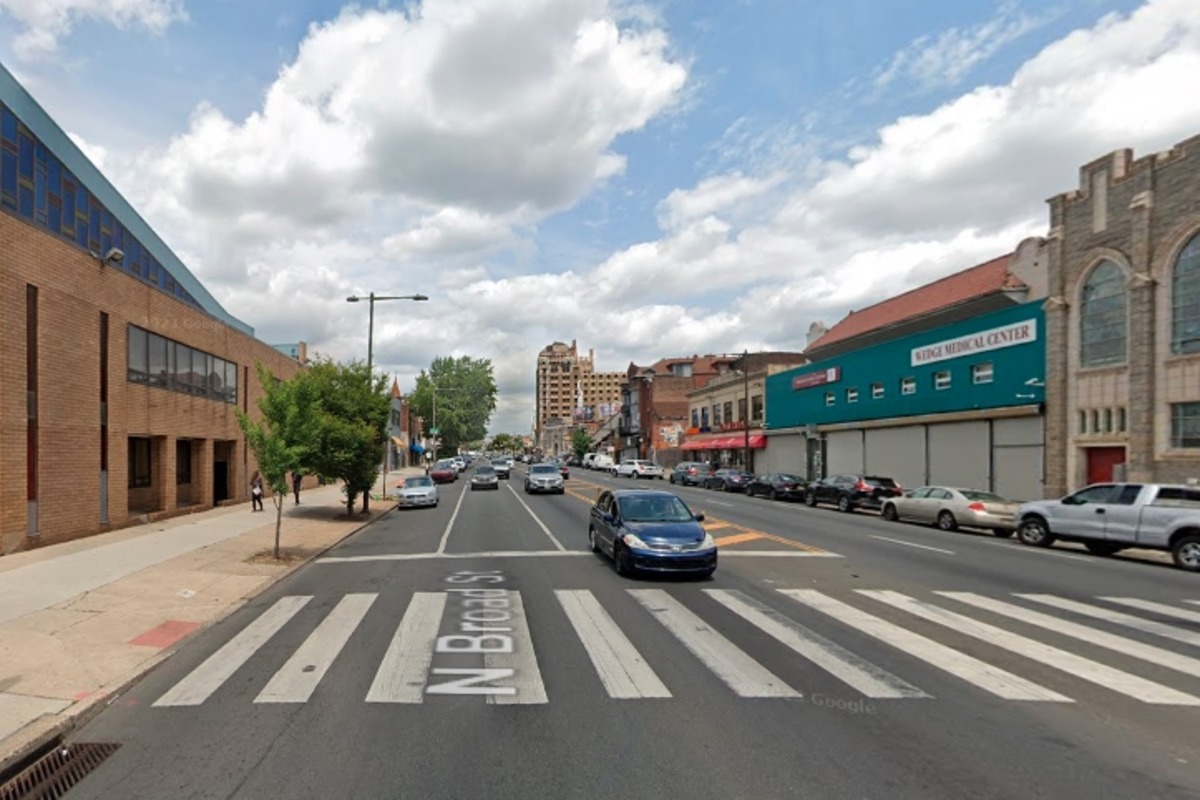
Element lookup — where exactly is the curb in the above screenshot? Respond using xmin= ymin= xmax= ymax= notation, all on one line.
xmin=0 ymin=502 xmax=394 ymax=779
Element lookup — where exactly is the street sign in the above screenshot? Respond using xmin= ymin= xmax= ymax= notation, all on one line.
xmin=430 ymin=427 xmax=440 ymax=434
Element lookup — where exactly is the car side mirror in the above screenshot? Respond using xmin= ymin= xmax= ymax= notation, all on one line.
xmin=695 ymin=512 xmax=706 ymax=522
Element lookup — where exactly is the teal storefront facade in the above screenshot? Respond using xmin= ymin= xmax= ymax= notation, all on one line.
xmin=764 ymin=303 xmax=1047 ymax=500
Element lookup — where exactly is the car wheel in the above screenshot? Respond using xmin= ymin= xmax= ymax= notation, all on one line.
xmin=936 ymin=511 xmax=958 ymax=531
xmin=992 ymin=528 xmax=1014 ymax=538
xmin=767 ymin=488 xmax=778 ymax=501
xmin=804 ymin=491 xmax=817 ymax=507
xmin=836 ymin=495 xmax=852 ymax=513
xmin=1017 ymin=517 xmax=1056 ymax=547
xmin=882 ymin=503 xmax=899 ymax=522
xmin=1172 ymin=535 xmax=1200 ymax=572
xmin=1084 ymin=541 xmax=1123 ymax=557
xmin=614 ymin=544 xmax=635 ymax=577
xmin=588 ymin=526 xmax=600 ymax=553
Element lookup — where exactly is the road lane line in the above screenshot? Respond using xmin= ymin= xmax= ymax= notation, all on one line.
xmin=1099 ymin=597 xmax=1200 ymax=626
xmin=869 ymin=535 xmax=955 ymax=555
xmin=320 ymin=551 xmax=591 ymax=562
xmin=366 ymin=592 xmax=447 ymax=703
xmin=939 ymin=592 xmax=1200 ymax=678
xmin=1018 ymin=595 xmax=1200 ymax=648
xmin=153 ymin=596 xmax=311 ymax=707
xmin=707 ymin=590 xmax=928 ymax=699
xmin=555 ymin=590 xmax=670 ymax=699
xmin=629 ymin=589 xmax=799 ymax=698
xmin=781 ymin=590 xmax=1069 ymax=702
xmin=715 ymin=551 xmax=842 ymax=558
xmin=505 ymin=484 xmax=567 ymax=551
xmin=256 ymin=593 xmax=377 ymax=703
xmin=861 ymin=590 xmax=1200 ymax=706
xmin=435 ymin=483 xmax=471 ymax=554
xmin=714 ymin=532 xmax=764 ymax=546
xmin=484 ymin=590 xmax=547 ymax=704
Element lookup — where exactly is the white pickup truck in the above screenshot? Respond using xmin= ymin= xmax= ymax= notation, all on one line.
xmin=1015 ymin=483 xmax=1200 ymax=571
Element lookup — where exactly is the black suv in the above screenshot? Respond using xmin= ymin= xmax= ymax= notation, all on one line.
xmin=805 ymin=474 xmax=902 ymax=513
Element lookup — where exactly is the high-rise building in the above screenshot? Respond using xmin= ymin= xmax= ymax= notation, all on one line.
xmin=534 ymin=340 xmax=623 ymax=453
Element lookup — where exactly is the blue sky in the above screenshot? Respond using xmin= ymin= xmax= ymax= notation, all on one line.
xmin=0 ymin=0 xmax=1192 ymax=434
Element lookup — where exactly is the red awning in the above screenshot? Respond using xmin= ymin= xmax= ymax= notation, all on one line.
xmin=681 ymin=433 xmax=766 ymax=450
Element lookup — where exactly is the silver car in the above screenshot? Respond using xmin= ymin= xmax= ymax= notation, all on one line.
xmin=393 ymin=475 xmax=439 ymax=508
xmin=881 ymin=487 xmax=1019 ymax=536
xmin=471 ymin=465 xmax=500 ymax=491
xmin=524 ymin=463 xmax=564 ymax=495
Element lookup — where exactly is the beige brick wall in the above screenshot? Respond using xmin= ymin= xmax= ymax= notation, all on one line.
xmin=1 ymin=211 xmax=307 ymax=553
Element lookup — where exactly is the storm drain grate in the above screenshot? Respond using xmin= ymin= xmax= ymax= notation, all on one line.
xmin=0 ymin=742 xmax=121 ymax=800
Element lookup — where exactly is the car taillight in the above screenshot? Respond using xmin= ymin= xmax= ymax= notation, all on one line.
xmin=967 ymin=502 xmax=986 ymax=512
xmin=856 ymin=480 xmax=870 ymax=491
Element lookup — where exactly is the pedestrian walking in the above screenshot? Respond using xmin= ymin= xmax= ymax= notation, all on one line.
xmin=292 ymin=470 xmax=303 ymax=505
xmin=250 ymin=471 xmax=264 ymax=512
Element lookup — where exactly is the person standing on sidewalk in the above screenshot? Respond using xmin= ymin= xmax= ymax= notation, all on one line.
xmin=292 ymin=470 xmax=303 ymax=505
xmin=250 ymin=471 xmax=264 ymax=512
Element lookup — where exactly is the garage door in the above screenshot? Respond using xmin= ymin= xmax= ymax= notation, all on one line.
xmin=992 ymin=417 xmax=1044 ymax=501
xmin=927 ymin=421 xmax=989 ymax=490
xmin=761 ymin=433 xmax=805 ymax=475
xmin=825 ymin=430 xmax=864 ymax=475
xmin=864 ymin=426 xmax=926 ymax=490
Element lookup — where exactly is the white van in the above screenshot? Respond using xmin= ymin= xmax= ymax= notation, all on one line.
xmin=582 ymin=453 xmax=598 ymax=469
xmin=592 ymin=454 xmax=614 ymax=471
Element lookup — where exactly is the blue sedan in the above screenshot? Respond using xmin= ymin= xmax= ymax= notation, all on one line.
xmin=588 ymin=489 xmax=717 ymax=578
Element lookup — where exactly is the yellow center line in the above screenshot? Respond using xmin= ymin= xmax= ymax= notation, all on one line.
xmin=713 ymin=532 xmax=764 ymax=547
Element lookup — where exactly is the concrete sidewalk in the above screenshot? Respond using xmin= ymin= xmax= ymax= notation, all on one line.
xmin=0 ymin=470 xmax=421 ymax=774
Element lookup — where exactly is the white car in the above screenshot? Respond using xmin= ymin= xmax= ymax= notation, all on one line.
xmin=614 ymin=459 xmax=665 ymax=479
xmin=393 ymin=475 xmax=439 ymax=508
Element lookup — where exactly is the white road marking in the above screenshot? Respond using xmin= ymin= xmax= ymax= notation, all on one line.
xmin=939 ymin=592 xmax=1200 ymax=679
xmin=705 ymin=500 xmax=734 ymax=507
xmin=153 ymin=596 xmax=311 ymax=707
xmin=706 ymin=589 xmax=928 ymax=699
xmin=505 ymin=484 xmax=567 ymax=551
xmin=861 ymin=590 xmax=1200 ymax=706
xmin=1018 ymin=595 xmax=1200 ymax=649
xmin=781 ymin=590 xmax=1069 ymax=702
xmin=555 ymin=590 xmax=670 ymax=699
xmin=318 ymin=551 xmax=593 ymax=563
xmin=256 ymin=593 xmax=377 ymax=703
xmin=435 ymin=482 xmax=471 ymax=554
xmin=486 ymin=591 xmax=548 ymax=705
xmin=629 ymin=589 xmax=799 ymax=698
xmin=716 ymin=551 xmax=842 ymax=558
xmin=869 ymin=535 xmax=956 ymax=555
xmin=365 ymin=592 xmax=447 ymax=703
xmin=1100 ymin=597 xmax=1200 ymax=626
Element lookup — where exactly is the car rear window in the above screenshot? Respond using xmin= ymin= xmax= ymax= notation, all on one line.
xmin=864 ymin=476 xmax=898 ymax=487
xmin=531 ymin=465 xmax=559 ymax=475
xmin=961 ymin=490 xmax=1008 ymax=502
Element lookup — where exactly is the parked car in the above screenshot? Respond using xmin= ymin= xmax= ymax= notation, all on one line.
xmin=614 ymin=459 xmax=665 ymax=479
xmin=470 ymin=465 xmax=500 ymax=491
xmin=588 ymin=489 xmax=716 ymax=578
xmin=429 ymin=459 xmax=458 ymax=484
xmin=591 ymin=454 xmax=615 ymax=471
xmin=670 ymin=461 xmax=714 ymax=486
xmin=393 ymin=475 xmax=439 ymax=508
xmin=703 ymin=469 xmax=754 ymax=492
xmin=805 ymin=474 xmax=903 ymax=512
xmin=490 ymin=458 xmax=511 ymax=479
xmin=1015 ymin=483 xmax=1200 ymax=570
xmin=525 ymin=463 xmax=565 ymax=494
xmin=882 ymin=487 xmax=1019 ymax=536
xmin=745 ymin=473 xmax=807 ymax=501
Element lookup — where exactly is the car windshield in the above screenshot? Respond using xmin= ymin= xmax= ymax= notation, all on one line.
xmin=475 ymin=466 xmax=495 ymax=474
xmin=531 ymin=465 xmax=559 ymax=475
xmin=618 ymin=495 xmax=694 ymax=523
xmin=491 ymin=459 xmax=507 ymax=466
xmin=404 ymin=477 xmax=432 ymax=488
xmin=961 ymin=490 xmax=1008 ymax=502
xmin=777 ymin=474 xmax=800 ymax=482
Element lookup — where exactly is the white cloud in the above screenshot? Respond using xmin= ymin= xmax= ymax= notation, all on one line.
xmin=0 ymin=0 xmax=185 ymax=59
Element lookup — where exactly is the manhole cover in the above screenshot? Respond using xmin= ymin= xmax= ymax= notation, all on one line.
xmin=0 ymin=742 xmax=121 ymax=800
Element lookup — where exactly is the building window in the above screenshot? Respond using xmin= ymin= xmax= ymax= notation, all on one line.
xmin=1078 ymin=410 xmax=1087 ymax=434
xmin=723 ymin=401 xmax=734 ymax=423
xmin=176 ymin=440 xmax=191 ymax=484
xmin=1090 ymin=409 xmax=1100 ymax=433
xmin=738 ymin=398 xmax=747 ymax=422
xmin=1079 ymin=260 xmax=1127 ymax=366
xmin=933 ymin=370 xmax=951 ymax=391
xmin=713 ymin=405 xmax=722 ymax=425
xmin=127 ymin=326 xmax=149 ymax=383
xmin=691 ymin=409 xmax=700 ymax=428
xmin=129 ymin=437 xmax=151 ymax=488
xmin=871 ymin=383 xmax=884 ymax=399
xmin=846 ymin=388 xmax=858 ymax=404
xmin=1118 ymin=407 xmax=1127 ymax=432
xmin=1173 ymin=231 xmax=1200 ymax=354
xmin=971 ymin=362 xmax=994 ymax=384
xmin=127 ymin=325 xmax=237 ymax=403
xmin=901 ymin=377 xmax=916 ymax=395
xmin=1104 ymin=408 xmax=1113 ymax=433
xmin=1171 ymin=402 xmax=1200 ymax=448
xmin=825 ymin=391 xmax=835 ymax=407
xmin=751 ymin=395 xmax=763 ymax=421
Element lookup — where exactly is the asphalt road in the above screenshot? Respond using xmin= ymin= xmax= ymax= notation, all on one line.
xmin=65 ymin=465 xmax=1200 ymax=799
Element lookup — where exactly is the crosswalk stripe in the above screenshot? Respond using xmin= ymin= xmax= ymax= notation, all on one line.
xmin=1100 ymin=597 xmax=1200 ymax=626
xmin=938 ymin=592 xmax=1200 ymax=679
xmin=705 ymin=590 xmax=929 ymax=699
xmin=1188 ymin=601 xmax=1200 ymax=608
xmin=1019 ymin=595 xmax=1200 ymax=649
xmin=555 ymin=590 xmax=670 ymax=699
xmin=366 ymin=593 xmax=446 ymax=704
xmin=255 ymin=594 xmax=377 ymax=704
xmin=861 ymin=591 xmax=1200 ymax=706
xmin=629 ymin=589 xmax=799 ymax=698
xmin=781 ymin=590 xmax=1067 ymax=702
xmin=486 ymin=591 xmax=547 ymax=705
xmin=153 ymin=596 xmax=311 ymax=707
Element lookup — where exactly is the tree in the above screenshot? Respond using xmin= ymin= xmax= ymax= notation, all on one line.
xmin=489 ymin=433 xmax=520 ymax=453
xmin=237 ymin=363 xmax=319 ymax=559
xmin=293 ymin=357 xmax=390 ymax=516
xmin=571 ymin=428 xmax=592 ymax=460
xmin=408 ymin=356 xmax=498 ymax=456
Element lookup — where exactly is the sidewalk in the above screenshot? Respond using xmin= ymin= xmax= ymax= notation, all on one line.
xmin=0 ymin=470 xmax=422 ymax=774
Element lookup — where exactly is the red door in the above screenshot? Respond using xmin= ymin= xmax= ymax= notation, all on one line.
xmin=1086 ymin=447 xmax=1125 ymax=485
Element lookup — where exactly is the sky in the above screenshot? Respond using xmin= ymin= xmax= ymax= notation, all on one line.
xmin=2 ymin=0 xmax=1198 ymax=435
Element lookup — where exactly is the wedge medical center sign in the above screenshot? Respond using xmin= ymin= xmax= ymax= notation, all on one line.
xmin=911 ymin=319 xmax=1038 ymax=367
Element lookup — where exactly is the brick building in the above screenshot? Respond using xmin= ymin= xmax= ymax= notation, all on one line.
xmin=533 ymin=340 xmax=622 ymax=454
xmin=1 ymin=62 xmax=308 ymax=554
xmin=1044 ymin=134 xmax=1200 ymax=494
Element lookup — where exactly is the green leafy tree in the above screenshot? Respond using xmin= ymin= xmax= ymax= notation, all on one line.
xmin=237 ymin=363 xmax=319 ymax=559
xmin=409 ymin=356 xmax=498 ymax=457
xmin=571 ymin=428 xmax=592 ymax=460
xmin=489 ymin=433 xmax=519 ymax=453
xmin=294 ymin=357 xmax=390 ymax=516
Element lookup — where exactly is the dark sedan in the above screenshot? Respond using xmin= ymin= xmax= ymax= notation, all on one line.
xmin=587 ymin=489 xmax=717 ymax=577
xmin=746 ymin=473 xmax=807 ymax=501
xmin=703 ymin=469 xmax=754 ymax=492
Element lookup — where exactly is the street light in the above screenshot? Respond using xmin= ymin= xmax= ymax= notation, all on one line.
xmin=346 ymin=291 xmax=429 ymax=510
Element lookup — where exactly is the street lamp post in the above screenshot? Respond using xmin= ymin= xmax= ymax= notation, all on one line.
xmin=346 ymin=292 xmax=429 ymax=510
